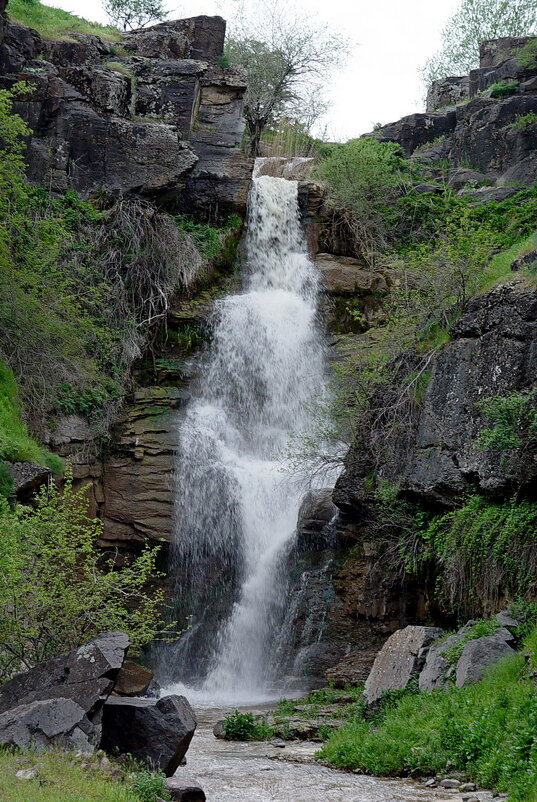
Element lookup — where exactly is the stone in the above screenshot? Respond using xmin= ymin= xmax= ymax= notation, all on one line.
xmin=316 ymin=253 xmax=388 ymax=296
xmin=496 ymin=610 xmax=520 ymax=629
xmin=101 ymin=695 xmax=197 ymax=776
xmin=456 ymin=632 xmax=516 ymax=686
xmin=113 ymin=660 xmax=154 ymax=696
xmin=447 ymin=168 xmax=492 ymax=190
xmin=373 ymin=108 xmax=457 ymax=156
xmin=325 ymin=648 xmax=380 ymax=688
xmin=427 ymin=75 xmax=469 ymax=112
xmin=0 ymin=632 xmax=129 ymax=748
xmin=213 ymin=719 xmax=226 ymax=738
xmin=511 ymin=249 xmax=537 ymax=272
xmin=460 ymin=783 xmax=477 ymax=792
xmin=6 ymin=461 xmax=51 ymax=500
xmin=296 ymin=489 xmax=338 ymax=551
xmin=165 ymin=776 xmax=206 ymax=801
xmin=440 ymin=778 xmax=461 ymax=788
xmin=15 ymin=768 xmax=39 ymax=780
xmin=0 ymin=698 xmax=95 ymax=751
xmin=364 ymin=626 xmax=443 ymax=704
xmin=479 ymin=36 xmax=536 ymax=69
xmin=122 ymin=17 xmax=225 ymax=62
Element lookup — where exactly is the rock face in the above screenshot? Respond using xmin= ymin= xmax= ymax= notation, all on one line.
xmin=363 ymin=625 xmax=443 ymax=704
xmin=113 ymin=660 xmax=154 ymax=696
xmin=0 ymin=11 xmax=251 ymax=215
xmin=375 ymin=36 xmax=537 ymax=185
xmin=0 ymin=632 xmax=129 ymax=750
xmin=101 ymin=694 xmax=197 ymax=776
xmin=316 ymin=253 xmax=389 ymax=333
xmin=6 ymin=460 xmax=51 ymax=501
xmin=335 ymin=281 xmax=537 ymax=511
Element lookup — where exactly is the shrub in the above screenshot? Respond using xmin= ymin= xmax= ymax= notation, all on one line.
xmin=517 ymin=39 xmax=537 ymax=69
xmin=223 ymin=710 xmax=273 ymax=740
xmin=510 ymin=112 xmax=537 ymax=131
xmin=489 ymin=80 xmax=519 ymax=98
xmin=131 ymin=769 xmax=171 ymax=802
xmin=0 ymin=477 xmax=172 ymax=679
xmin=477 ymin=390 xmax=537 ymax=452
xmin=441 ymin=619 xmax=499 ymax=665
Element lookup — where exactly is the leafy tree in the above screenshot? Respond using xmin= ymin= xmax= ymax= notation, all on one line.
xmin=422 ymin=0 xmax=537 ymax=85
xmin=103 ymin=0 xmax=165 ymax=31
xmin=225 ymin=0 xmax=349 ymax=156
xmin=0 ymin=476 xmax=171 ymax=680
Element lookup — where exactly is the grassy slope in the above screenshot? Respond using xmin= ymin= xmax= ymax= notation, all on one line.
xmin=6 ymin=0 xmax=121 ymax=40
xmin=318 ymin=628 xmax=537 ymax=802
xmin=0 ymin=361 xmax=62 ymax=472
xmin=0 ymin=750 xmax=134 ymax=802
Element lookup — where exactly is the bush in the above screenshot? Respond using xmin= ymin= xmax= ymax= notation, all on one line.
xmin=510 ymin=113 xmax=537 ymax=131
xmin=489 ymin=80 xmax=519 ymax=98
xmin=0 ymin=477 xmax=172 ymax=679
xmin=131 ymin=769 xmax=171 ymax=802
xmin=223 ymin=710 xmax=273 ymax=740
xmin=477 ymin=390 xmax=537 ymax=452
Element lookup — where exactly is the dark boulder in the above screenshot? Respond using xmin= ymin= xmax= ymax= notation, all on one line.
xmin=165 ymin=776 xmax=206 ymax=801
xmin=296 ymin=488 xmax=338 ymax=551
xmin=101 ymin=695 xmax=197 ymax=776
xmin=0 ymin=698 xmax=95 ymax=751
xmin=511 ymin=248 xmax=537 ymax=272
xmin=122 ymin=16 xmax=225 ymax=62
xmin=0 ymin=632 xmax=129 ymax=749
xmin=374 ymin=108 xmax=457 ymax=156
xmin=6 ymin=460 xmax=51 ymax=501
xmin=426 ymin=75 xmax=469 ymax=112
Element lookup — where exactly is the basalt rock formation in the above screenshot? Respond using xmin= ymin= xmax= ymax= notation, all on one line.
xmin=0 ymin=7 xmax=251 ymax=214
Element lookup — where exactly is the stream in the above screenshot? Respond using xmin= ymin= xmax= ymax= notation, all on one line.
xmin=176 ymin=706 xmax=447 ymax=802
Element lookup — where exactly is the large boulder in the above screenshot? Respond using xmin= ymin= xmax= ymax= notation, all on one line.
xmin=364 ymin=625 xmax=443 ymax=704
xmin=0 ymin=632 xmax=129 ymax=750
xmin=456 ymin=630 xmax=515 ymax=686
xmin=0 ymin=698 xmax=95 ymax=751
xmin=113 ymin=660 xmax=154 ymax=696
xmin=101 ymin=695 xmax=197 ymax=776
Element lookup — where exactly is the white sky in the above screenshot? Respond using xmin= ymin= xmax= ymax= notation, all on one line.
xmin=43 ymin=0 xmax=461 ymax=139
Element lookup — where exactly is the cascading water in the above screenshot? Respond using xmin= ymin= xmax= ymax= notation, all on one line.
xmin=159 ymin=163 xmax=329 ymax=704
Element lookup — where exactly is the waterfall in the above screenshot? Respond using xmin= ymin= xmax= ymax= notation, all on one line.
xmin=159 ymin=165 xmax=328 ymax=705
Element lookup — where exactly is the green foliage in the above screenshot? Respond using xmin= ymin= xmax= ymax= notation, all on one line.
xmin=0 ymin=463 xmax=14 ymax=501
xmin=7 ymin=0 xmax=121 ymax=39
xmin=315 ymin=138 xmax=407 ymax=263
xmin=510 ymin=113 xmax=537 ymax=131
xmin=415 ymin=495 xmax=537 ymax=612
xmin=421 ymin=0 xmax=537 ymax=85
xmin=319 ymin=647 xmax=537 ymax=800
xmin=0 ymin=86 xmax=215 ymax=434
xmin=517 ymin=38 xmax=537 ymax=68
xmin=477 ymin=390 xmax=537 ymax=452
xmin=0 ymin=360 xmax=62 ymax=471
xmin=103 ymin=0 xmax=165 ymax=31
xmin=441 ymin=619 xmax=500 ymax=665
xmin=223 ymin=710 xmax=273 ymax=741
xmin=174 ymin=214 xmax=240 ymax=260
xmin=489 ymin=79 xmax=520 ymax=98
xmin=130 ymin=769 xmax=171 ymax=802
xmin=0 ymin=477 xmax=172 ymax=679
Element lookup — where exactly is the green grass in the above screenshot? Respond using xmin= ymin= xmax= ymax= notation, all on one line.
xmin=319 ymin=634 xmax=537 ymax=801
xmin=7 ymin=0 xmax=121 ymax=40
xmin=0 ymin=360 xmax=62 ymax=475
xmin=479 ymin=231 xmax=537 ymax=292
xmin=441 ymin=618 xmax=499 ymax=665
xmin=0 ymin=749 xmax=133 ymax=802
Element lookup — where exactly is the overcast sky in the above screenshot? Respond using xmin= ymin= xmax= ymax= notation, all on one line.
xmin=43 ymin=0 xmax=462 ymax=139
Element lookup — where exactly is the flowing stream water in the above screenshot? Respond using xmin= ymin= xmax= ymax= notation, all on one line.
xmin=159 ymin=164 xmax=328 ymax=704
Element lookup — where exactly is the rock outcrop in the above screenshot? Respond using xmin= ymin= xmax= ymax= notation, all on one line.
xmin=376 ymin=36 xmax=537 ymax=186
xmin=335 ymin=280 xmax=537 ymax=512
xmin=0 ymin=8 xmax=251 ymax=216
xmin=101 ymin=694 xmax=197 ymax=775
xmin=0 ymin=632 xmax=129 ymax=750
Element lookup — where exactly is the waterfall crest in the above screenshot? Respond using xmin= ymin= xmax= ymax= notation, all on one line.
xmin=160 ymin=167 xmax=327 ymax=704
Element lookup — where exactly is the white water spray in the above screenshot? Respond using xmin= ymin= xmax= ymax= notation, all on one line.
xmin=161 ymin=166 xmax=327 ymax=704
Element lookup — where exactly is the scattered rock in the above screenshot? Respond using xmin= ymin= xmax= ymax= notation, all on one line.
xmin=15 ymin=768 xmax=39 ymax=780
xmin=511 ymin=249 xmax=537 ymax=272
xmin=447 ymin=168 xmax=492 ymax=190
xmin=101 ymin=695 xmax=196 ymax=776
xmin=165 ymin=776 xmax=206 ymax=801
xmin=440 ymin=778 xmax=461 ymax=788
xmin=213 ymin=719 xmax=226 ymax=739
xmin=460 ymin=782 xmax=477 ymax=792
xmin=364 ymin=625 xmax=443 ymax=704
